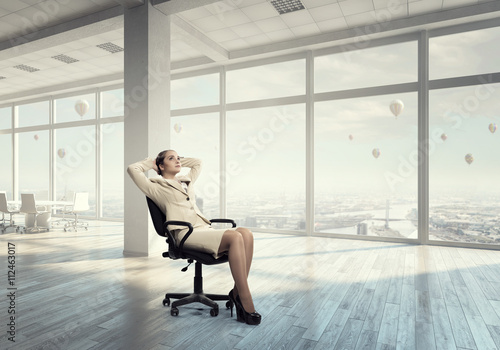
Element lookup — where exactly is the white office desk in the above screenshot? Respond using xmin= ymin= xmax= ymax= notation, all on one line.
xmin=8 ymin=200 xmax=73 ymax=230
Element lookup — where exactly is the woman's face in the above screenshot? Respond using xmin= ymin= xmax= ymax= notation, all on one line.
xmin=159 ymin=150 xmax=181 ymax=176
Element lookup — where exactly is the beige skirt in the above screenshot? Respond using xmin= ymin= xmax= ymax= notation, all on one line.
xmin=176 ymin=225 xmax=230 ymax=259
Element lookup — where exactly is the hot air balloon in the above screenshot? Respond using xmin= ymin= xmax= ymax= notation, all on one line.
xmin=75 ymin=99 xmax=90 ymax=118
xmin=34 ymin=134 xmax=39 ymax=141
xmin=174 ymin=123 xmax=182 ymax=133
xmin=465 ymin=153 xmax=473 ymax=165
xmin=372 ymin=148 xmax=380 ymax=159
xmin=389 ymin=99 xmax=404 ymax=118
xmin=441 ymin=133 xmax=447 ymax=141
xmin=57 ymin=148 xmax=66 ymax=159
xmin=348 ymin=134 xmax=354 ymax=141
xmin=489 ymin=123 xmax=497 ymax=134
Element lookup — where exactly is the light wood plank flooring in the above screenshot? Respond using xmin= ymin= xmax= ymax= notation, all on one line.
xmin=2 ymin=222 xmax=500 ymax=349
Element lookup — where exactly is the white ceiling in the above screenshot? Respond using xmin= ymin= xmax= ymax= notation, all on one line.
xmin=0 ymin=0 xmax=499 ymax=104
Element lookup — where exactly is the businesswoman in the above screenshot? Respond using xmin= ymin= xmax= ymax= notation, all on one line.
xmin=127 ymin=150 xmax=261 ymax=325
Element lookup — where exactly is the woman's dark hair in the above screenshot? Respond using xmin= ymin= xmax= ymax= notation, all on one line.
xmin=155 ymin=149 xmax=174 ymax=176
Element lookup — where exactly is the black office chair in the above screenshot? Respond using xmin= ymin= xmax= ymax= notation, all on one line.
xmin=146 ymin=196 xmax=236 ymax=317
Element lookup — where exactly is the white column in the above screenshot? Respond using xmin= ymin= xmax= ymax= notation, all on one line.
xmin=123 ymin=2 xmax=171 ymax=256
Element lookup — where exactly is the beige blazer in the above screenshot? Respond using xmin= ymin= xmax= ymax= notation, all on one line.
xmin=127 ymin=157 xmax=211 ymax=231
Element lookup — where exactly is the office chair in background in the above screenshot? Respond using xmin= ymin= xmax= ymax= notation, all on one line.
xmin=0 ymin=192 xmax=20 ymax=233
xmin=19 ymin=193 xmax=51 ymax=233
xmin=146 ymin=196 xmax=235 ymax=317
xmin=64 ymin=192 xmax=89 ymax=232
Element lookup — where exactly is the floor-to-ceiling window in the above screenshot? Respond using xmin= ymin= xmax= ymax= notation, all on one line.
xmin=55 ymin=125 xmax=97 ymax=216
xmin=18 ymin=130 xmax=50 ymax=199
xmin=18 ymin=101 xmax=50 ymax=199
xmin=171 ymin=72 xmax=221 ymax=219
xmin=101 ymin=88 xmax=125 ymax=219
xmin=102 ymin=122 xmax=124 ymax=219
xmin=227 ymin=104 xmax=305 ymax=229
xmin=314 ymin=40 xmax=419 ymax=239
xmin=0 ymin=106 xmax=12 ymax=198
xmin=226 ymin=58 xmax=306 ymax=230
xmin=429 ymin=26 xmax=500 ymax=245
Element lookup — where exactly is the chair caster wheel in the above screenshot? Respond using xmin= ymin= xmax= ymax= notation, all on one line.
xmin=163 ymin=298 xmax=170 ymax=306
xmin=171 ymin=307 xmax=179 ymax=316
xmin=226 ymin=300 xmax=233 ymax=309
xmin=210 ymin=307 xmax=219 ymax=317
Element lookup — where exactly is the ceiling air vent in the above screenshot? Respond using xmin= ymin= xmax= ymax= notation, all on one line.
xmin=13 ymin=64 xmax=40 ymax=73
xmin=52 ymin=54 xmax=79 ymax=64
xmin=96 ymin=42 xmax=124 ymax=54
xmin=270 ymin=0 xmax=305 ymax=15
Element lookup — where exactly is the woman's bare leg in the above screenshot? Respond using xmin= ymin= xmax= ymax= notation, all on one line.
xmin=232 ymin=227 xmax=253 ymax=296
xmin=218 ymin=228 xmax=256 ymax=313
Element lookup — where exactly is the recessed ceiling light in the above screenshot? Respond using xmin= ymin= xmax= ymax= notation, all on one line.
xmin=13 ymin=64 xmax=39 ymax=73
xmin=270 ymin=0 xmax=305 ymax=15
xmin=52 ymin=54 xmax=79 ymax=64
xmin=96 ymin=42 xmax=124 ymax=54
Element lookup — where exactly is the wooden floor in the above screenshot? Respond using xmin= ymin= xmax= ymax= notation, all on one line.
xmin=2 ymin=222 xmax=500 ymax=350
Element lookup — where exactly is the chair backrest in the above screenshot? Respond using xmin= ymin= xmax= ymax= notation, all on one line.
xmin=20 ymin=193 xmax=37 ymax=214
xmin=0 ymin=192 xmax=8 ymax=212
xmin=146 ymin=196 xmax=166 ymax=237
xmin=73 ymin=192 xmax=89 ymax=212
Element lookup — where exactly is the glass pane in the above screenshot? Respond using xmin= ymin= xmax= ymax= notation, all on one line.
xmin=430 ymin=26 xmax=500 ymax=80
xmin=102 ymin=122 xmax=124 ymax=218
xmin=0 ymin=134 xmax=12 ymax=198
xmin=171 ymin=73 xmax=219 ymax=110
xmin=315 ymin=93 xmax=418 ymax=238
xmin=19 ymin=130 xmax=49 ymax=199
xmin=18 ymin=101 xmax=49 ymax=127
xmin=0 ymin=107 xmax=11 ymax=129
xmin=315 ymin=41 xmax=418 ymax=93
xmin=227 ymin=105 xmax=305 ymax=230
xmin=102 ymin=89 xmax=124 ymax=118
xmin=226 ymin=59 xmax=305 ymax=103
xmin=429 ymin=84 xmax=500 ymax=244
xmin=55 ymin=94 xmax=96 ymax=123
xmin=55 ymin=126 xmax=96 ymax=216
xmin=170 ymin=113 xmax=220 ymax=219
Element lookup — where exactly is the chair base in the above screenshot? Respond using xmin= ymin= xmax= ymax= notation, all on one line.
xmin=162 ymin=261 xmax=230 ymax=317
xmin=163 ymin=292 xmax=230 ymax=316
xmin=1 ymin=213 xmax=20 ymax=233
xmin=63 ymin=215 xmax=88 ymax=232
xmin=22 ymin=226 xmax=50 ymax=233
xmin=1 ymin=222 xmax=19 ymax=234
xmin=63 ymin=222 xmax=88 ymax=232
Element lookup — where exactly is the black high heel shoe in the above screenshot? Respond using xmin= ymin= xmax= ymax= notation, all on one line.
xmin=228 ymin=289 xmax=236 ymax=317
xmin=235 ymin=295 xmax=261 ymax=325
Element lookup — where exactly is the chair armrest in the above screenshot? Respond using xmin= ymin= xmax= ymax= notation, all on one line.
xmin=36 ymin=205 xmax=47 ymax=212
xmin=210 ymin=218 xmax=237 ymax=228
xmin=163 ymin=220 xmax=193 ymax=253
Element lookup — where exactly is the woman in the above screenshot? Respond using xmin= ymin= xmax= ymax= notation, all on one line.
xmin=127 ymin=150 xmax=261 ymax=325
